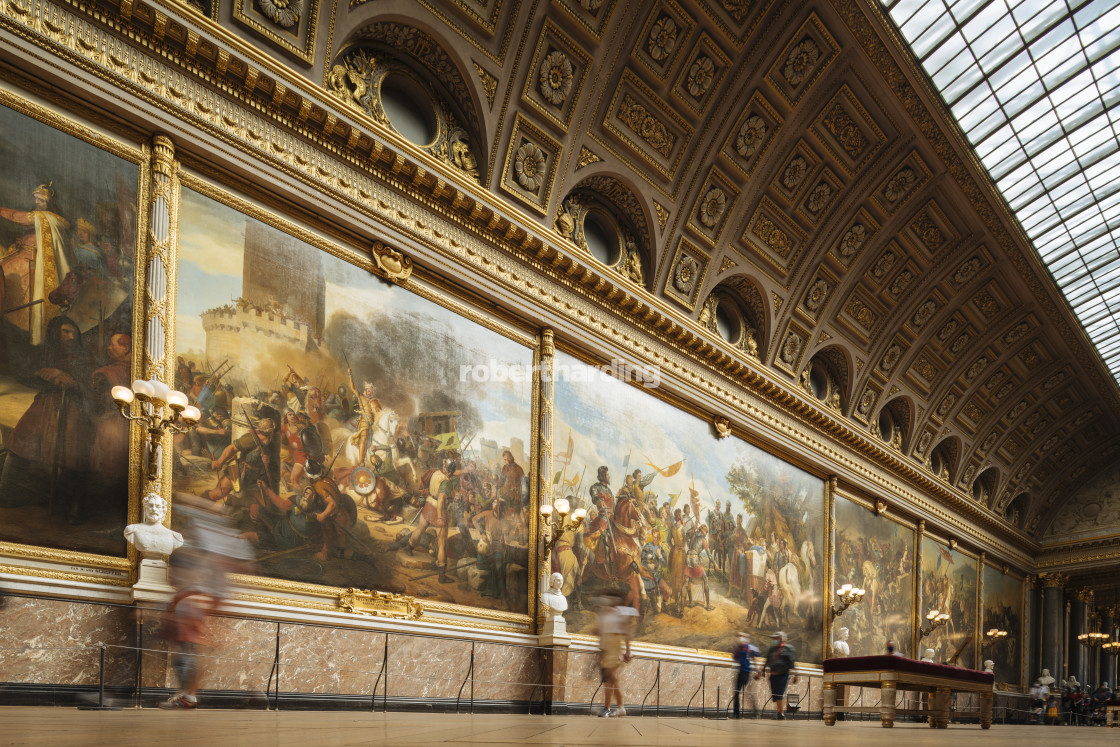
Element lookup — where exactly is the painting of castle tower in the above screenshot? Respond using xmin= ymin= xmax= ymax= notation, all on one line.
xmin=199 ymin=221 xmax=325 ymax=393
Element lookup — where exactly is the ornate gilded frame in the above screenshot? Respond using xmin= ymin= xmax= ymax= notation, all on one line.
xmin=552 ymin=338 xmax=831 ymax=663
xmin=0 ymin=84 xmax=149 ymax=590
xmin=173 ymin=171 xmax=540 ymax=633
xmin=830 ymin=489 xmax=917 ymax=656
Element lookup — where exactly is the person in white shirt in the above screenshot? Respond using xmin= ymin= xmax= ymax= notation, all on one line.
xmin=593 ymin=591 xmax=637 ymax=717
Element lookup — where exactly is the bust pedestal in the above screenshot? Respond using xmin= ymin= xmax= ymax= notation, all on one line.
xmin=132 ymin=558 xmax=174 ymax=602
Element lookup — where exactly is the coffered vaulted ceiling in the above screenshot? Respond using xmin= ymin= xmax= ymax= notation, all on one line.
xmin=116 ymin=0 xmax=1120 ymax=546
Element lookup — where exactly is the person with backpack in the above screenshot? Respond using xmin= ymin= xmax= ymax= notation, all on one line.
xmin=731 ymin=631 xmax=760 ymax=718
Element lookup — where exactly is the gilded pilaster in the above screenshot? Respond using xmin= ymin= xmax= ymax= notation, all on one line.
xmin=143 ymin=134 xmax=179 ymax=509
xmin=824 ymin=475 xmax=836 ymax=659
xmin=977 ymin=551 xmax=985 ymax=662
xmin=913 ymin=518 xmax=924 ymax=657
xmin=536 ymin=329 xmax=555 ymax=588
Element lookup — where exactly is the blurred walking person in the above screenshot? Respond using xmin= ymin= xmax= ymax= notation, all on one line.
xmin=159 ymin=493 xmax=255 ymax=709
xmin=756 ymin=631 xmax=798 ymax=720
xmin=593 ymin=590 xmax=636 ymax=717
xmin=731 ymin=631 xmax=759 ymax=718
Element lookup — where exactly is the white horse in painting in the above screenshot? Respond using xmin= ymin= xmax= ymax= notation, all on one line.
xmin=778 ymin=562 xmax=803 ymax=623
xmin=340 ymin=408 xmax=401 ymax=471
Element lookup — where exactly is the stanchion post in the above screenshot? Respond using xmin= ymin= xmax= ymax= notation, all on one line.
xmin=78 ymin=643 xmax=122 ymax=710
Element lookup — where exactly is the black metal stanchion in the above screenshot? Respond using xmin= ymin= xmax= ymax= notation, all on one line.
xmin=78 ymin=644 xmax=122 ymax=710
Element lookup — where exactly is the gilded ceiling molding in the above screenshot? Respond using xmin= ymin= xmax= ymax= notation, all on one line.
xmin=0 ymin=0 xmax=1042 ymax=565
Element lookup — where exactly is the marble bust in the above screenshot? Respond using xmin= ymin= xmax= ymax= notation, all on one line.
xmin=983 ymin=660 xmax=995 ymax=673
xmin=124 ymin=493 xmax=184 ymax=559
xmin=540 ymin=572 xmax=567 ymax=619
xmin=921 ymin=648 xmax=935 ymax=663
xmin=1039 ymin=669 xmax=1055 ymax=686
xmin=832 ymin=627 xmax=850 ymax=657
xmin=1064 ymin=675 xmax=1080 ymax=690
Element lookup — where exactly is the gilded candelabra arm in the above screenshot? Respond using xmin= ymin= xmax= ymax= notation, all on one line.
xmin=112 ymin=380 xmax=200 ymax=482
xmin=919 ymin=610 xmax=951 ymax=640
xmin=828 ymin=584 xmax=865 ymax=621
xmin=538 ymin=499 xmax=585 ymax=556
xmin=981 ymin=629 xmax=1008 ymax=649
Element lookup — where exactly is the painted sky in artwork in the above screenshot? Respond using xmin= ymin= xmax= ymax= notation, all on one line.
xmin=176 ymin=188 xmax=531 ymax=449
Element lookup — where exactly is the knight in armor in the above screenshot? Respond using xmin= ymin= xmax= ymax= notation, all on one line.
xmin=640 ymin=526 xmax=671 ymax=614
xmin=685 ymin=524 xmax=713 ymax=610
xmin=346 ymin=367 xmax=382 ymax=469
xmin=588 ymin=466 xmax=613 ymax=514
xmin=708 ymin=500 xmax=724 ymax=572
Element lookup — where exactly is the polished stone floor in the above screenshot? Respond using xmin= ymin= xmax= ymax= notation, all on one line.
xmin=2 ymin=708 xmax=1116 ymax=746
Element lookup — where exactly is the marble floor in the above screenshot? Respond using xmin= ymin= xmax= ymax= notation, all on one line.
xmin=1 ymin=708 xmax=1115 ymax=746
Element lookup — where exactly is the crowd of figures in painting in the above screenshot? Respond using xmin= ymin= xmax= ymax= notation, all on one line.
xmin=172 ymin=187 xmax=535 ymax=614
xmin=831 ymin=496 xmax=914 ymax=657
xmin=920 ymin=537 xmax=978 ymax=669
xmin=0 ymin=102 xmax=137 ymax=556
xmin=551 ymin=352 xmax=826 ymax=656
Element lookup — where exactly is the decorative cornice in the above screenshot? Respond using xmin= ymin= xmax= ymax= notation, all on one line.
xmin=0 ymin=0 xmax=1041 ymax=568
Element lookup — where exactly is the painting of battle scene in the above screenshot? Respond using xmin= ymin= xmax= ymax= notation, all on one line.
xmin=831 ymin=496 xmax=914 ymax=657
xmin=982 ymin=566 xmax=1022 ymax=687
xmin=919 ymin=537 xmax=977 ymax=667
xmin=172 ymin=187 xmax=534 ymax=613
xmin=0 ymin=102 xmax=138 ymax=555
xmin=551 ymin=351 xmax=825 ymax=656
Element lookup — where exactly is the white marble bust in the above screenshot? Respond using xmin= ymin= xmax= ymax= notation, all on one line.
xmin=1039 ymin=669 xmax=1055 ymax=686
xmin=921 ymin=648 xmax=935 ymax=662
xmin=124 ymin=493 xmax=184 ymax=559
xmin=540 ymin=572 xmax=567 ymax=619
xmin=983 ymin=660 xmax=995 ymax=673
xmin=832 ymin=627 xmax=850 ymax=657
xmin=1064 ymin=675 xmax=1080 ymax=690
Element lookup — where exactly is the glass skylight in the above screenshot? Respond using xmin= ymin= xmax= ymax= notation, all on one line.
xmin=880 ymin=0 xmax=1120 ymax=385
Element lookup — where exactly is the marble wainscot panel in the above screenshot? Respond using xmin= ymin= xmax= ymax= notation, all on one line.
xmin=471 ymin=642 xmax=542 ymax=702
xmin=0 ymin=598 xmax=135 ymax=687
xmin=140 ymin=614 xmax=274 ymax=692
xmin=386 ymin=635 xmax=472 ymax=700
xmin=615 ymin=657 xmax=659 ymax=710
xmin=564 ymin=649 xmax=606 ymax=705
xmin=651 ymin=659 xmax=704 ymax=707
xmin=279 ymin=625 xmax=386 ymax=695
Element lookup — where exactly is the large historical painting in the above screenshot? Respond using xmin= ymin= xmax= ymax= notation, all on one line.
xmin=0 ymin=102 xmax=138 ymax=556
xmin=982 ymin=565 xmax=1022 ymax=688
xmin=919 ymin=537 xmax=977 ymax=668
xmin=553 ymin=350 xmax=825 ymax=657
xmin=831 ymin=496 xmax=914 ymax=657
xmin=172 ymin=187 xmax=534 ymax=613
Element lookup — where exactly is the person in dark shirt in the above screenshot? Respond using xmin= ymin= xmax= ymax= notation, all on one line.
xmin=732 ymin=631 xmax=760 ymax=718
xmin=756 ymin=631 xmax=798 ymax=720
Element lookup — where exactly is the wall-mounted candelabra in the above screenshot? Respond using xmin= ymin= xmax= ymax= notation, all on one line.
xmin=919 ymin=609 xmax=951 ymax=640
xmin=981 ymin=628 xmax=1008 ymax=649
xmin=112 ymin=378 xmax=200 ymax=481
xmin=829 ymin=583 xmax=865 ymax=621
xmin=539 ymin=497 xmax=586 ymax=555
